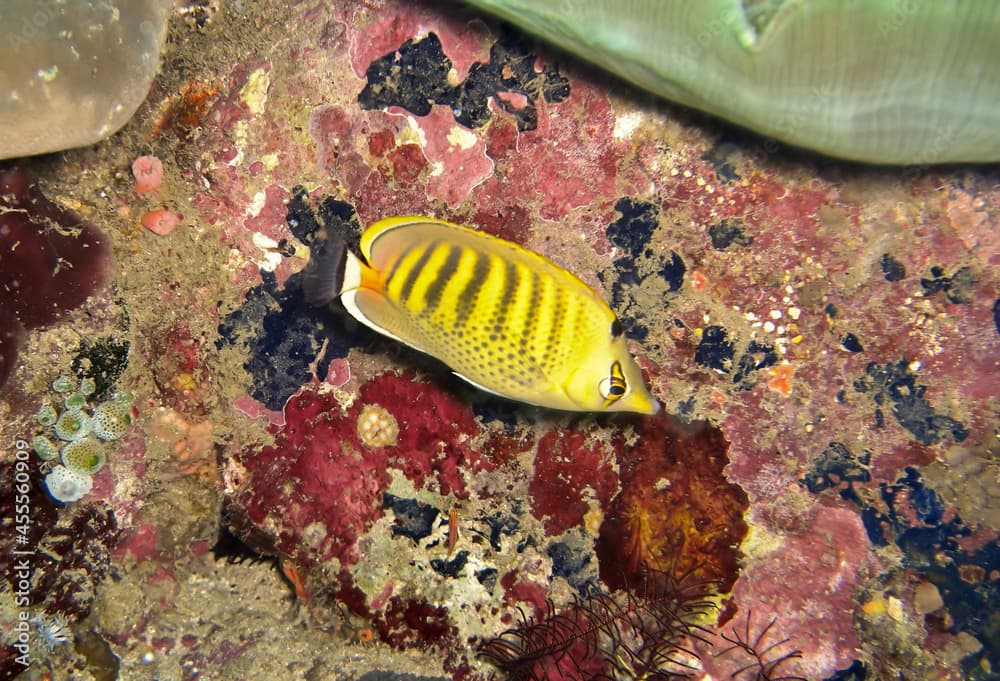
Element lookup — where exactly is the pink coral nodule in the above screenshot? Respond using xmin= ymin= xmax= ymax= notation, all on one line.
xmin=141 ymin=209 xmax=182 ymax=236
xmin=132 ymin=155 xmax=164 ymax=194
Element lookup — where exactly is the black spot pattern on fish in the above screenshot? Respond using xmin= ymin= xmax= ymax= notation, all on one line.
xmin=358 ymin=28 xmax=569 ymax=132
xmin=853 ymin=359 xmax=968 ymax=445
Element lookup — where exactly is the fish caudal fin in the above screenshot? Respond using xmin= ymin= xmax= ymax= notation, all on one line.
xmin=303 ymin=227 xmax=349 ymax=307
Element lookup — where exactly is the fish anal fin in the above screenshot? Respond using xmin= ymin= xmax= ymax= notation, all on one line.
xmin=343 ymin=288 xmax=418 ymax=350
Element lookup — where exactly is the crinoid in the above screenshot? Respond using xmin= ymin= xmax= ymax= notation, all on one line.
xmin=478 ymin=568 xmax=716 ymax=680
xmin=715 ymin=610 xmax=806 ymax=681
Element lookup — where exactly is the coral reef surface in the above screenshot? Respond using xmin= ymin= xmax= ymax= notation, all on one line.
xmin=0 ymin=1 xmax=997 ymax=680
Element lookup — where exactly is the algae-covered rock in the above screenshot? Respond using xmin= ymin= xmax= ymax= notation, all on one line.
xmin=0 ymin=0 xmax=170 ymax=159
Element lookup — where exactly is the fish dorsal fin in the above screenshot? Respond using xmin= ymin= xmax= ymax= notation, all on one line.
xmin=361 ymin=216 xmax=600 ymax=300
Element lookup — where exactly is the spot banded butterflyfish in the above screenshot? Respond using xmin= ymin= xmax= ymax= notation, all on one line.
xmin=304 ymin=216 xmax=660 ymax=415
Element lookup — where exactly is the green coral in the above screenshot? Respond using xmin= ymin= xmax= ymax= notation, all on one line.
xmin=92 ymin=401 xmax=131 ymax=441
xmin=51 ymin=375 xmax=75 ymax=393
xmin=79 ymin=377 xmax=96 ymax=396
xmin=36 ymin=404 xmax=57 ymax=427
xmin=54 ymin=409 xmax=91 ymax=441
xmin=32 ymin=435 xmax=59 ymax=461
xmin=61 ymin=438 xmax=107 ymax=475
xmin=34 ymin=372 xmax=135 ymax=503
xmin=64 ymin=392 xmax=87 ymax=410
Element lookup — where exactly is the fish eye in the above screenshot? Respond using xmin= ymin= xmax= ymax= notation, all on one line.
xmin=610 ymin=319 xmax=624 ymax=338
xmin=599 ymin=361 xmax=629 ymax=402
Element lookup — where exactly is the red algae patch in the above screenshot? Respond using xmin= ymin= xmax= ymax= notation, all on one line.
xmin=229 ymin=371 xmax=486 ymax=567
xmin=529 ymin=424 xmax=618 ymax=536
xmin=596 ymin=413 xmax=749 ymax=594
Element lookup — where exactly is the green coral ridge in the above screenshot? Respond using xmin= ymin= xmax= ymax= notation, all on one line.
xmin=79 ymin=377 xmax=96 ymax=396
xmin=51 ymin=375 xmax=75 ymax=393
xmin=32 ymin=435 xmax=59 ymax=461
xmin=36 ymin=374 xmax=135 ymax=503
xmin=61 ymin=439 xmax=107 ymax=475
xmin=36 ymin=404 xmax=57 ymax=427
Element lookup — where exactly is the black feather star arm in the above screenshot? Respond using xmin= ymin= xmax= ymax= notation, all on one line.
xmin=478 ymin=568 xmax=717 ymax=681
xmin=715 ymin=610 xmax=806 ymax=681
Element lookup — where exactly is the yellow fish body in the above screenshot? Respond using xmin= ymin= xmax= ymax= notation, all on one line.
xmin=304 ymin=216 xmax=659 ymax=415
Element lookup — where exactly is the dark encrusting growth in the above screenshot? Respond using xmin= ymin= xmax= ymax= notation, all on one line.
xmin=359 ymin=28 xmax=570 ymax=132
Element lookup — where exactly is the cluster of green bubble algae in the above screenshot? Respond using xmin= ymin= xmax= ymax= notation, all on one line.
xmin=32 ymin=374 xmax=133 ymax=503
